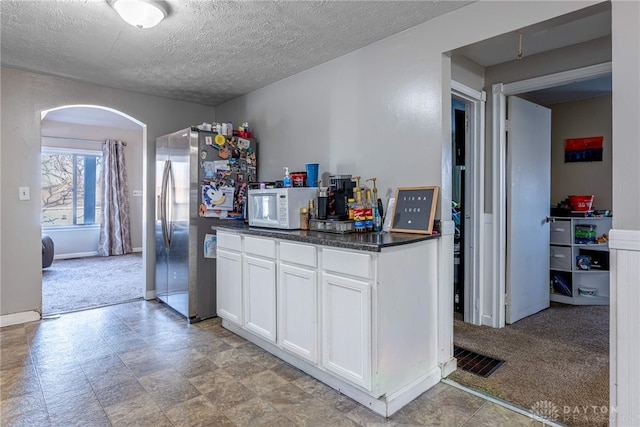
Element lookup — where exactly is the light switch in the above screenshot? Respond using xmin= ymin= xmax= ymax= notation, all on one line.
xmin=19 ymin=187 xmax=30 ymax=200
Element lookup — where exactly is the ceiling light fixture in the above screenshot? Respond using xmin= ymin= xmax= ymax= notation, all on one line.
xmin=112 ymin=0 xmax=167 ymax=29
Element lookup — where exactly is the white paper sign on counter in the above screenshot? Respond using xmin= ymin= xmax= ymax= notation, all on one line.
xmin=204 ymin=234 xmax=217 ymax=258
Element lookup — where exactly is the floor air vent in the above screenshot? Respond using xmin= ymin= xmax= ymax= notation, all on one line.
xmin=454 ymin=345 xmax=505 ymax=378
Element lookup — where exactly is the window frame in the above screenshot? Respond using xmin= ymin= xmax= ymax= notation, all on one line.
xmin=41 ymin=146 xmax=103 ymax=228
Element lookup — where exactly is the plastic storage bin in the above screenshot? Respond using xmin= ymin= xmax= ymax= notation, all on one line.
xmin=569 ymin=195 xmax=594 ymax=211
xmin=575 ymin=224 xmax=597 ymax=244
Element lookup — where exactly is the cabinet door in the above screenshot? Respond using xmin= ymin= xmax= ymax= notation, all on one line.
xmin=278 ymin=263 xmax=318 ymax=363
xmin=216 ymin=249 xmax=243 ymax=325
xmin=321 ymin=272 xmax=371 ymax=390
xmin=244 ymin=255 xmax=277 ymax=342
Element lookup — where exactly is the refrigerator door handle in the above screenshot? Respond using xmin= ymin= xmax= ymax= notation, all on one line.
xmin=166 ymin=160 xmax=174 ymax=247
xmin=160 ymin=159 xmax=171 ymax=250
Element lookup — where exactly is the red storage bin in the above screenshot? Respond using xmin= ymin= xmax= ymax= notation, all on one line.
xmin=569 ymin=195 xmax=594 ymax=211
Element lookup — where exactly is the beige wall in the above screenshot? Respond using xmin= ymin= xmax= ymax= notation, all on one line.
xmin=551 ymin=95 xmax=612 ymax=210
xmin=0 ymin=67 xmax=214 ymax=315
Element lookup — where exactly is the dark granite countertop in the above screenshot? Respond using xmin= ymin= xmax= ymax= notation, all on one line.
xmin=211 ymin=221 xmax=439 ymax=252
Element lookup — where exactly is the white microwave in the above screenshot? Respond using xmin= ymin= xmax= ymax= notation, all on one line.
xmin=248 ymin=187 xmax=317 ymax=229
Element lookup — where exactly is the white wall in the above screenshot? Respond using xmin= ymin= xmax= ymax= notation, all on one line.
xmin=0 ymin=67 xmax=214 ymax=316
xmin=41 ymin=120 xmax=145 ymax=257
xmin=551 ymin=95 xmax=612 ymax=210
xmin=451 ymin=56 xmax=485 ymax=93
xmin=610 ymin=1 xmax=640 ymax=425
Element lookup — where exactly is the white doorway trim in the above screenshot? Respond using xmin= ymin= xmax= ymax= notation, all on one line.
xmin=451 ymin=81 xmax=486 ymax=325
xmin=490 ymin=62 xmax=612 ymax=328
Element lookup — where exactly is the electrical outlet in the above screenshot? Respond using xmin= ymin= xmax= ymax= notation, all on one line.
xmin=19 ymin=187 xmax=30 ymax=200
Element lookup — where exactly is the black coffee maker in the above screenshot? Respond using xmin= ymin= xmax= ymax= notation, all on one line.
xmin=328 ymin=174 xmax=355 ymax=220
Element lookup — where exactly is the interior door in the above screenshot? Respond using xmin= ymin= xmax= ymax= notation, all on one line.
xmin=506 ymin=96 xmax=551 ymax=324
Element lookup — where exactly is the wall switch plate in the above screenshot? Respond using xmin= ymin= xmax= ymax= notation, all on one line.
xmin=19 ymin=187 xmax=30 ymax=200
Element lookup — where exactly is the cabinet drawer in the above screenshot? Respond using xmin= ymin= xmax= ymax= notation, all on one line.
xmin=244 ymin=236 xmax=276 ymax=258
xmin=280 ymin=241 xmax=316 ymax=267
xmin=550 ymin=246 xmax=572 ymax=270
xmin=217 ymin=232 xmax=241 ymax=251
xmin=322 ymin=248 xmax=371 ymax=279
xmin=550 ymin=220 xmax=571 ymax=245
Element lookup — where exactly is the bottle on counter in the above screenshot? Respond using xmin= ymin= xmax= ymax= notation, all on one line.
xmin=353 ymin=189 xmax=366 ymax=233
xmin=300 ymin=208 xmax=310 ymax=230
xmin=309 ymin=199 xmax=316 ymax=221
xmin=283 ymin=167 xmax=292 ymax=188
xmin=317 ymin=187 xmax=329 ymax=219
xmin=373 ymin=205 xmax=382 ymax=232
xmin=347 ymin=197 xmax=356 ymax=220
xmin=364 ymin=189 xmax=374 ymax=232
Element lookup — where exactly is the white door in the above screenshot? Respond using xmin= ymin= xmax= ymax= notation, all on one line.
xmin=278 ymin=263 xmax=318 ymax=363
xmin=216 ymin=249 xmax=243 ymax=325
xmin=321 ymin=272 xmax=371 ymax=390
xmin=506 ymin=96 xmax=551 ymax=324
xmin=244 ymin=255 xmax=277 ymax=342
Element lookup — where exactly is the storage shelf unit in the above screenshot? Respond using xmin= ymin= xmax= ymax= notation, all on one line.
xmin=549 ymin=216 xmax=612 ymax=305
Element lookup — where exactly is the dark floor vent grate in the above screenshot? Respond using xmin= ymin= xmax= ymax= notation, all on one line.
xmin=454 ymin=345 xmax=505 ymax=378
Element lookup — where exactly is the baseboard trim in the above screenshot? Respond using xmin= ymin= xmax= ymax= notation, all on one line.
xmin=54 ymin=251 xmax=98 ymax=260
xmin=54 ymin=250 xmax=143 ymax=260
xmin=440 ymin=356 xmax=457 ymax=378
xmin=145 ymin=290 xmax=156 ymax=300
xmin=0 ymin=310 xmax=41 ymax=327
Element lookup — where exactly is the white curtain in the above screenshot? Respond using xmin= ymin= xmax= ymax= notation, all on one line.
xmin=98 ymin=139 xmax=132 ymax=256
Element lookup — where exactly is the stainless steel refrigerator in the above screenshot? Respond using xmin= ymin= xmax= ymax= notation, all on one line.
xmin=155 ymin=127 xmax=257 ymax=322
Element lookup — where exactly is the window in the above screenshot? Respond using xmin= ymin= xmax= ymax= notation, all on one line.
xmin=41 ymin=149 xmax=103 ymax=226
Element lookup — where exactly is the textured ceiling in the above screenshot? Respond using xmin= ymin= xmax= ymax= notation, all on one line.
xmin=1 ymin=0 xmax=473 ymax=107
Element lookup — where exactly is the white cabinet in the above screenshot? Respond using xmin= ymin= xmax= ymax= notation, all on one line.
xmin=550 ymin=216 xmax=612 ymax=305
xmin=278 ymin=263 xmax=318 ymax=363
xmin=216 ymin=245 xmax=243 ymax=325
xmin=278 ymin=241 xmax=318 ymax=363
xmin=243 ymin=255 xmax=277 ymax=342
xmin=243 ymin=236 xmax=277 ymax=342
xmin=320 ymin=247 xmax=373 ymax=390
xmin=321 ymin=272 xmax=371 ymax=390
xmin=216 ymin=228 xmax=441 ymax=417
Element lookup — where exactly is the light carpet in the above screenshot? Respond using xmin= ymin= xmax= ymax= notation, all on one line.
xmin=449 ymin=303 xmax=609 ymax=427
xmin=42 ymin=253 xmax=143 ymax=314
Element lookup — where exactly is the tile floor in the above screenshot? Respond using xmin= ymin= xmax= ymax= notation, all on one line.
xmin=1 ymin=300 xmax=543 ymax=426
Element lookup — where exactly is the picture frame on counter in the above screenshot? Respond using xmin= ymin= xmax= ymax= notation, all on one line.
xmin=390 ymin=186 xmax=439 ymax=234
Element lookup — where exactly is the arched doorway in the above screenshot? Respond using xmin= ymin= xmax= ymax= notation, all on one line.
xmin=40 ymin=105 xmax=147 ymax=314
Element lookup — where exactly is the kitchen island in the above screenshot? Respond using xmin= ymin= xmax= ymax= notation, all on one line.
xmin=214 ymin=224 xmax=443 ymax=416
